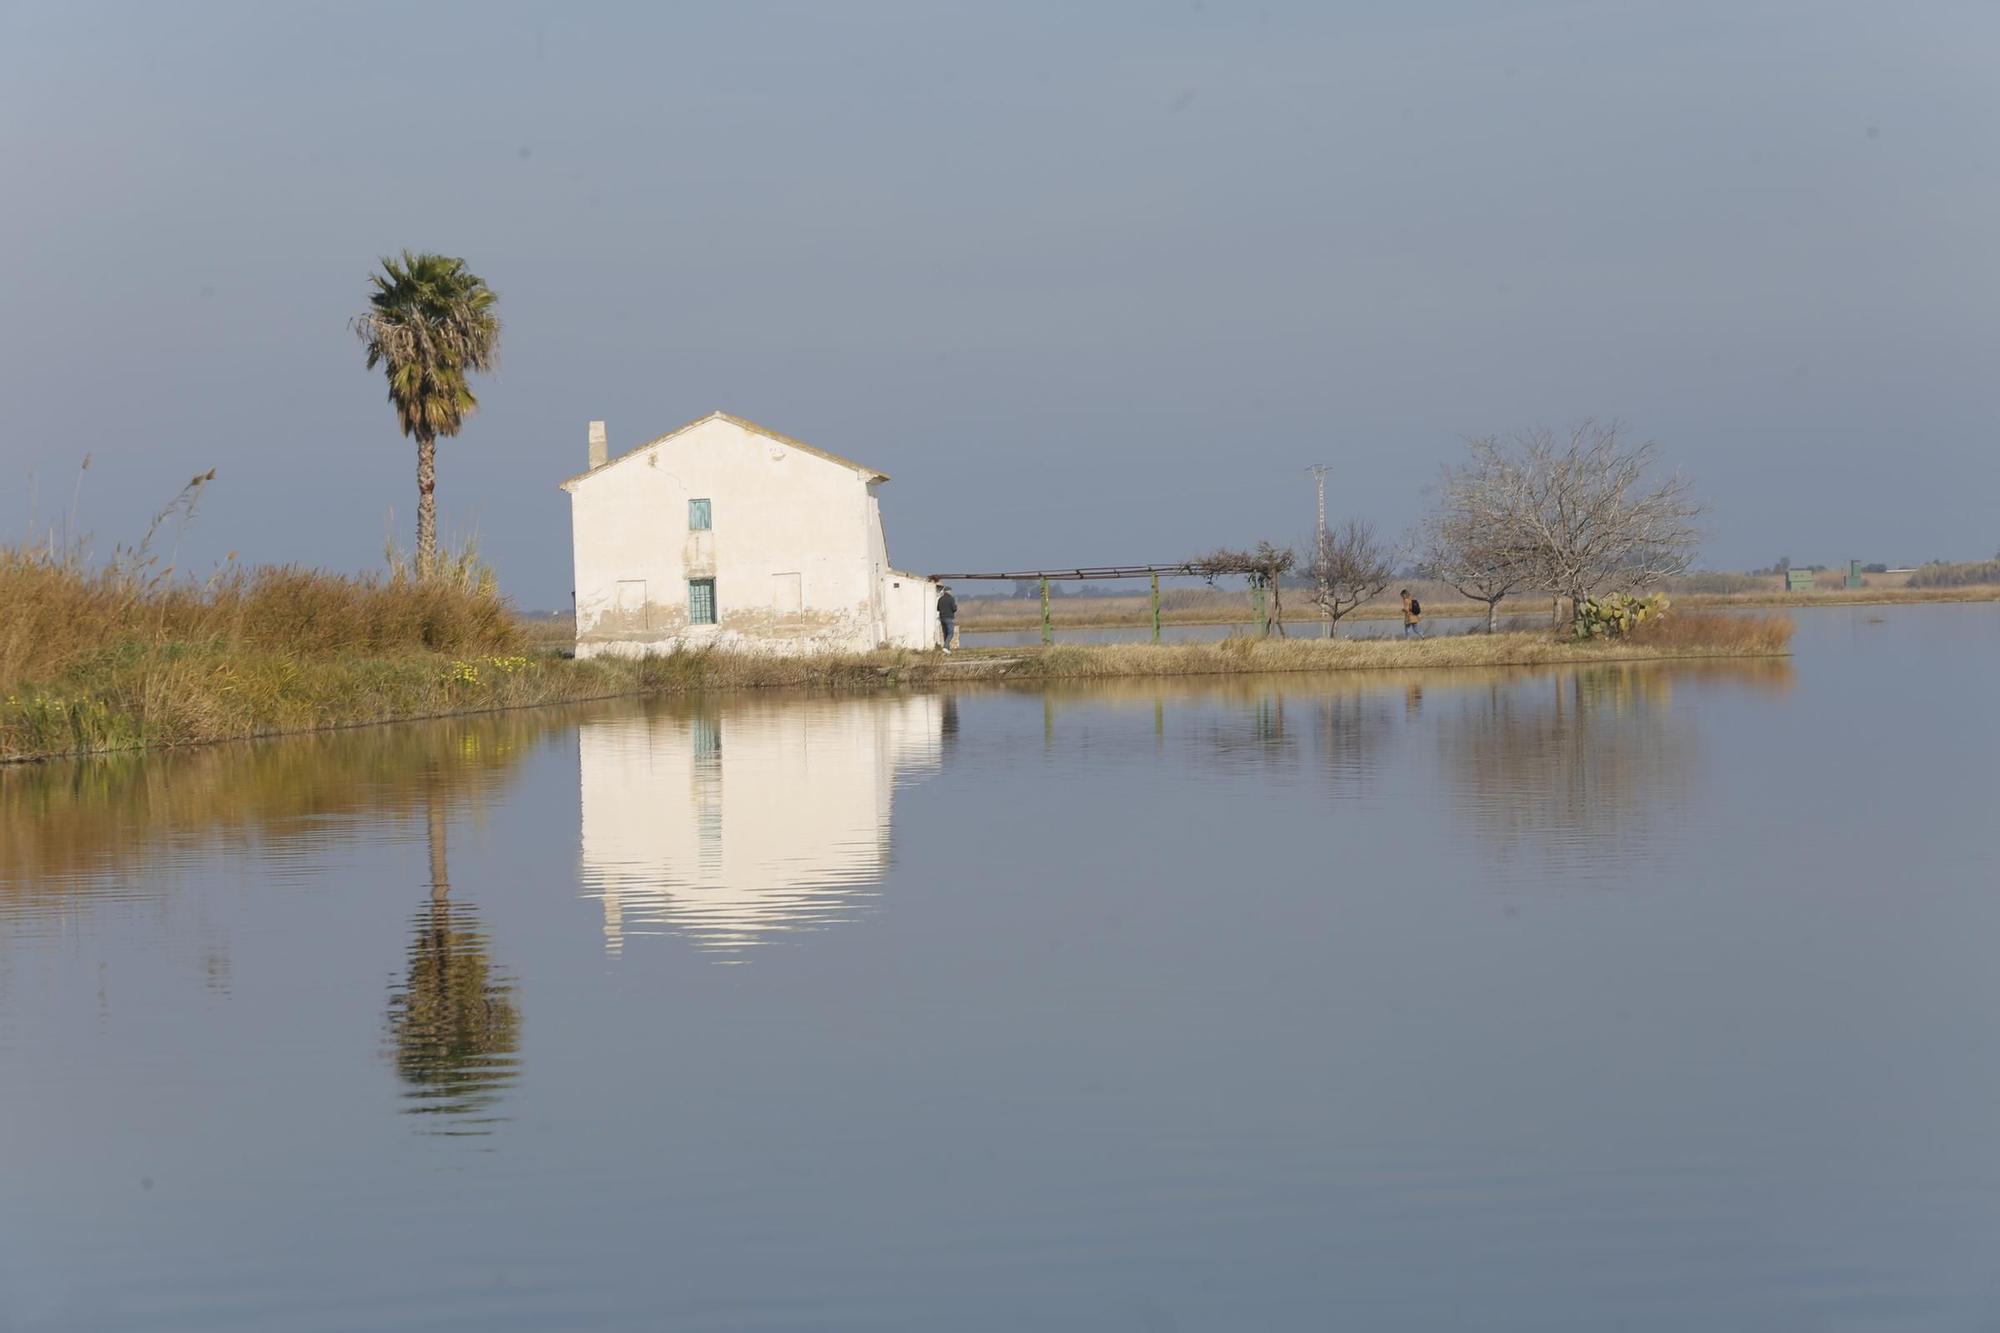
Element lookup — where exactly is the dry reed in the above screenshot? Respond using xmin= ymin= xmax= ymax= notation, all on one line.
xmin=1627 ymin=611 xmax=1794 ymax=652
xmin=1 ymin=544 xmax=529 ymax=758
xmin=1 ymin=549 xmax=519 ymax=686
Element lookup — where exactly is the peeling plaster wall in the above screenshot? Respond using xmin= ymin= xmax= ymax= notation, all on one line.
xmin=567 ymin=416 xmax=933 ymax=657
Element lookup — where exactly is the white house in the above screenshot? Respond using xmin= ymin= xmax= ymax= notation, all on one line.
xmin=559 ymin=411 xmax=939 ymax=657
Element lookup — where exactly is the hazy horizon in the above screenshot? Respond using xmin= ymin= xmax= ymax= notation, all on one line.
xmin=4 ymin=1 xmax=1995 ymax=608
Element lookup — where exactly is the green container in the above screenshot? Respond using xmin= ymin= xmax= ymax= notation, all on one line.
xmin=1786 ymin=569 xmax=1815 ymax=591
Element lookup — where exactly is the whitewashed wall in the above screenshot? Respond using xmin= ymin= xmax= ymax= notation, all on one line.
xmin=881 ymin=572 xmax=941 ymax=649
xmin=566 ymin=416 xmax=933 ymax=656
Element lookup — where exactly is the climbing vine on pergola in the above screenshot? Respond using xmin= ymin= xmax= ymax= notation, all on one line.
xmin=1193 ymin=541 xmax=1297 ymax=636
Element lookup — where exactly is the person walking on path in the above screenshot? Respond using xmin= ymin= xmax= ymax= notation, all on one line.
xmin=937 ymin=585 xmax=958 ymax=653
xmin=1400 ymin=589 xmax=1425 ymax=639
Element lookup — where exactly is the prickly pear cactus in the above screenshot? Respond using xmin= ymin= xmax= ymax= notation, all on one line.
xmin=1572 ymin=592 xmax=1670 ymax=639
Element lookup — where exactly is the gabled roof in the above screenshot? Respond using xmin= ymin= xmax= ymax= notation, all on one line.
xmin=558 ymin=411 xmax=889 ymax=491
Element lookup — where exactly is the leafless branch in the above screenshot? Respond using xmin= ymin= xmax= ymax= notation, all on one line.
xmin=1303 ymin=518 xmax=1394 ymax=635
xmin=1452 ymin=421 xmax=1702 ymax=624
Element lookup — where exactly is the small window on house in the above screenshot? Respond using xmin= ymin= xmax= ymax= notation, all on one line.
xmin=688 ymin=498 xmax=712 ymax=530
xmin=688 ymin=578 xmax=717 ymax=625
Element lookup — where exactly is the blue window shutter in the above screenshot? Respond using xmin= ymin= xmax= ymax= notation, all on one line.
xmin=689 ymin=498 xmax=712 ymax=530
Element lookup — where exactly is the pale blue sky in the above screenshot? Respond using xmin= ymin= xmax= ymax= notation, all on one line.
xmin=3 ymin=1 xmax=1994 ymax=606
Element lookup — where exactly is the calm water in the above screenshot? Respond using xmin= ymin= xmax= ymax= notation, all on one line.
xmin=4 ymin=604 xmax=1996 ymax=1331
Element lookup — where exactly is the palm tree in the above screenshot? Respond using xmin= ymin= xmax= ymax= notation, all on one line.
xmin=354 ymin=252 xmax=500 ymax=577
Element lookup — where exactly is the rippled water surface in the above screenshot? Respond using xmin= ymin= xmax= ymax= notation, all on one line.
xmin=4 ymin=604 xmax=1996 ymax=1331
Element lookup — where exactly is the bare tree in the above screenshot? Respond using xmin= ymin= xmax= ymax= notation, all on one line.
xmin=1304 ymin=518 xmax=1394 ymax=636
xmin=1419 ymin=458 xmax=1533 ymax=633
xmin=1459 ymin=422 xmax=1702 ymax=626
xmin=1194 ymin=541 xmax=1296 ymax=636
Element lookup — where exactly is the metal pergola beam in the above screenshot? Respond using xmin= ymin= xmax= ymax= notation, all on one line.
xmin=926 ymin=564 xmax=1211 ymax=645
xmin=924 ymin=563 xmax=1202 ymax=581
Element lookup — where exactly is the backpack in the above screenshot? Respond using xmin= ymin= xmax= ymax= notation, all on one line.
xmin=1408 ymin=598 xmax=1421 ymax=616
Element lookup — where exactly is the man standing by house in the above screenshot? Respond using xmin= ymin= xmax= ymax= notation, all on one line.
xmin=937 ymin=585 xmax=958 ymax=653
xmin=1400 ymin=589 xmax=1424 ymax=639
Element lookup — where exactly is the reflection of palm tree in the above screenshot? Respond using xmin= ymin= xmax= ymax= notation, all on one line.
xmin=427 ymin=794 xmax=451 ymax=902
xmin=385 ymin=785 xmax=519 ymax=1134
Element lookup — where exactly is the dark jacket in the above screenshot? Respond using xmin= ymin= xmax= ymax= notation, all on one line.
xmin=937 ymin=592 xmax=958 ymax=619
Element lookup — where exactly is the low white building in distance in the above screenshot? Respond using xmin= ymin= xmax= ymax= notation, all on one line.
xmin=559 ymin=411 xmax=939 ymax=657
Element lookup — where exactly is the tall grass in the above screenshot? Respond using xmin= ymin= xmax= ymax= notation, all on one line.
xmin=1 ymin=548 xmax=519 ymax=686
xmin=1628 ymin=611 xmax=1794 ymax=652
xmin=382 ymin=531 xmax=501 ymax=595
xmin=1 ymin=539 xmax=526 ymax=759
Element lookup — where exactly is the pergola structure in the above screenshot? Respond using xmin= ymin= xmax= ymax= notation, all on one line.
xmin=924 ymin=563 xmax=1217 ymax=643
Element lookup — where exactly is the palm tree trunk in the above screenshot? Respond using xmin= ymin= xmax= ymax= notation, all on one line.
xmin=416 ymin=434 xmax=438 ymax=579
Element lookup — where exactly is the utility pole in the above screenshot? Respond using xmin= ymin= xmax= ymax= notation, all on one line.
xmin=1307 ymin=464 xmax=1328 ymax=543
xmin=1307 ymin=464 xmax=1330 ymax=637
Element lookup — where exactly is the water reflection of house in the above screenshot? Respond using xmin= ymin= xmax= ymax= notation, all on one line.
xmin=577 ymin=697 xmax=943 ymax=956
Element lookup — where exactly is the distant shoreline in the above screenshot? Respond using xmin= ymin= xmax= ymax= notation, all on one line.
xmin=952 ymin=583 xmax=1998 ymax=633
xmin=3 ymin=625 xmax=1792 ymax=765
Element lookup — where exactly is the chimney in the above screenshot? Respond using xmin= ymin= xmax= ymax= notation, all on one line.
xmin=587 ymin=421 xmax=607 ymax=469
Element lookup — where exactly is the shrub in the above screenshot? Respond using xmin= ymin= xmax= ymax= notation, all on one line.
xmin=1905 ymin=559 xmax=2000 ymax=589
